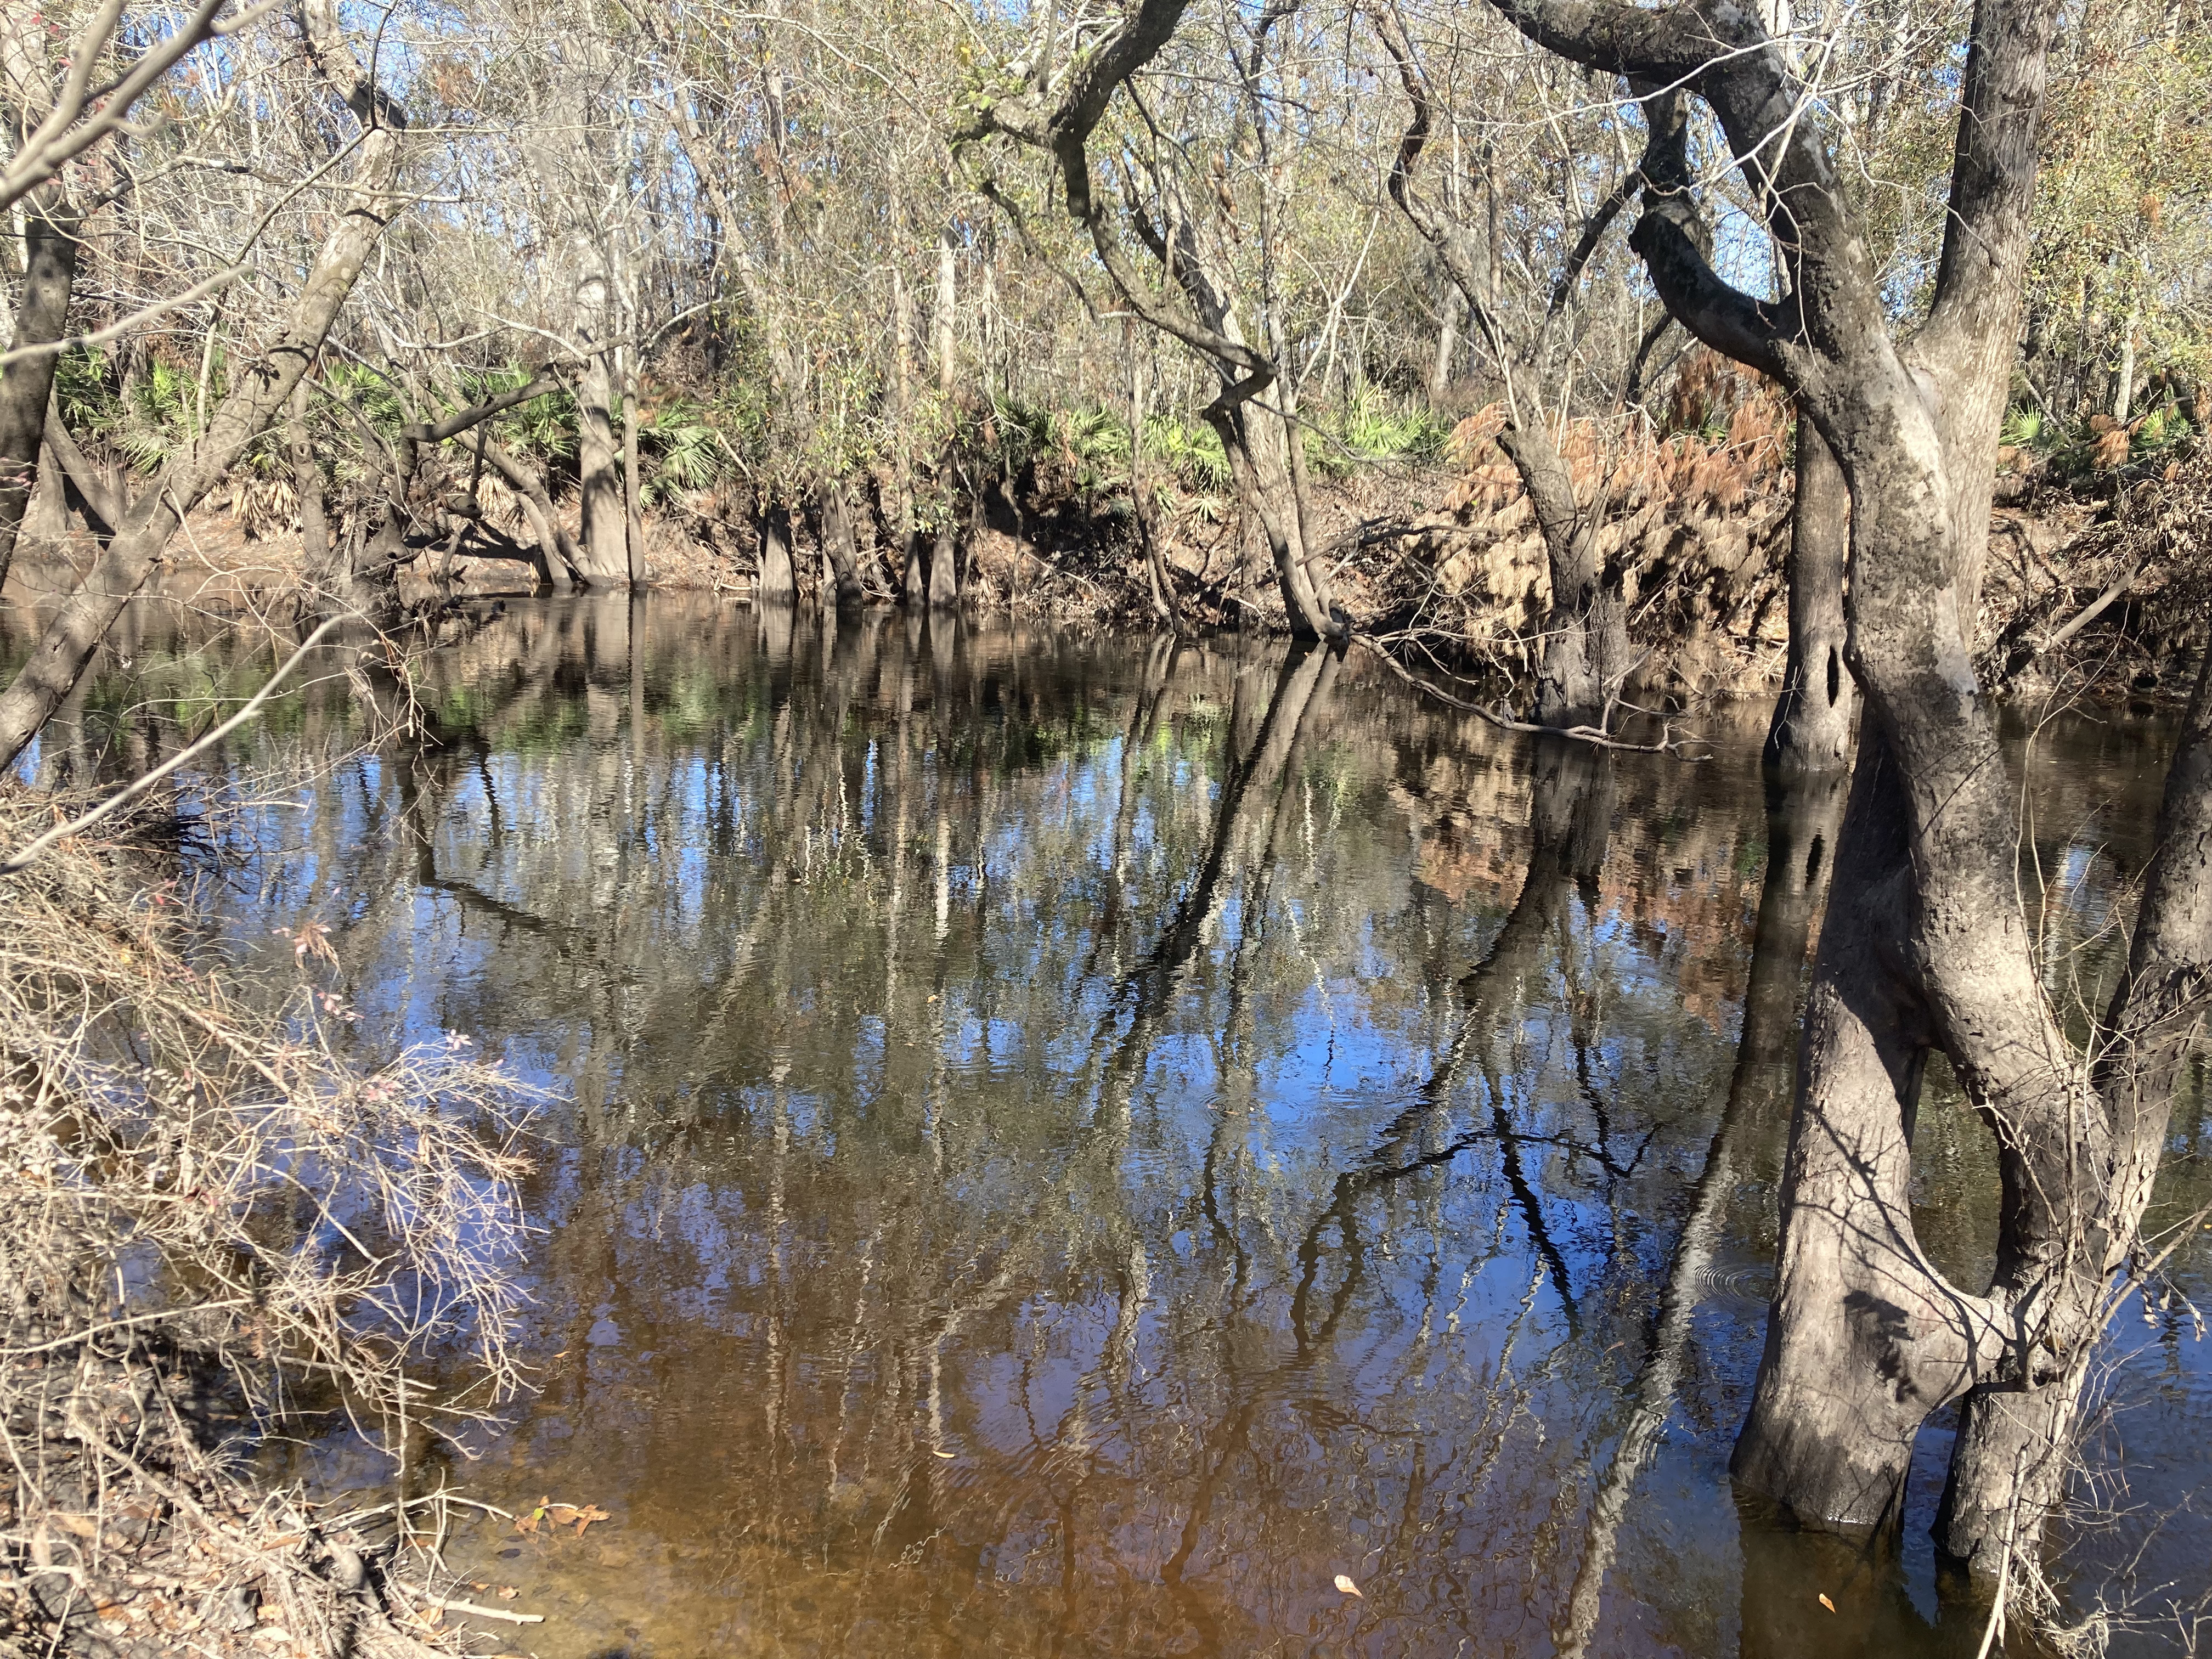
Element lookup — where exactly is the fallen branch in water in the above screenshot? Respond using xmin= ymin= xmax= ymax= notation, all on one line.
xmin=1351 ymin=633 xmax=1710 ymax=757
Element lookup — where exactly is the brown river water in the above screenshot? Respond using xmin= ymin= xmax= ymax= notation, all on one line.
xmin=7 ymin=594 xmax=2209 ymax=1657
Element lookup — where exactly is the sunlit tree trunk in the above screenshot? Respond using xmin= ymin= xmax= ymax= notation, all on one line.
xmin=1762 ymin=414 xmax=1858 ymax=776
xmin=0 ymin=186 xmax=78 ymax=593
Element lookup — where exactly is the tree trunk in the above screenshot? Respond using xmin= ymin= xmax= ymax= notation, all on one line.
xmin=575 ymin=345 xmax=627 ymax=585
xmin=622 ymin=357 xmax=645 ymax=585
xmin=481 ymin=437 xmax=578 ymax=591
xmin=757 ymin=500 xmax=797 ymax=605
xmin=0 ymin=187 xmax=80 ymax=594
xmin=1210 ymin=394 xmax=1342 ymax=642
xmin=901 ymin=516 xmax=927 ymax=607
xmin=1500 ymin=420 xmax=1628 ymax=729
xmin=0 ymin=0 xmax=405 ymax=771
xmin=1427 ymin=278 xmax=1464 ymax=407
xmin=927 ymin=520 xmax=959 ymax=608
xmin=289 ymin=376 xmax=340 ymax=591
xmin=934 ymin=228 xmax=957 ymax=397
xmin=815 ymin=478 xmax=863 ymax=606
xmin=26 ymin=444 xmax=67 ymax=539
xmin=1763 ymin=413 xmax=1858 ymax=776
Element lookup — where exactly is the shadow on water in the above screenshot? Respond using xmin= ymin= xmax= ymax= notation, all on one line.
xmin=9 ymin=591 xmax=2205 ymax=1657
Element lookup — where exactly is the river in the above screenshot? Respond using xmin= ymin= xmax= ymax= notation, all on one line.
xmin=7 ymin=594 xmax=2207 ymax=1657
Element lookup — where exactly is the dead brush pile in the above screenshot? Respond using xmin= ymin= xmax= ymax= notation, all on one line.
xmin=0 ymin=786 xmax=539 ymax=1659
xmin=1359 ymin=351 xmax=1798 ymax=693
xmin=1982 ymin=438 xmax=2212 ymax=701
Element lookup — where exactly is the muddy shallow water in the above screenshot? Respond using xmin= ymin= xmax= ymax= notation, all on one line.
xmin=9 ymin=595 xmax=2208 ymax=1657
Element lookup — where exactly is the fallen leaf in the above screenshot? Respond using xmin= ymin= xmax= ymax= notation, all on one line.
xmin=496 ymin=1587 xmax=519 ymax=1601
xmin=1334 ymin=1575 xmax=1363 ymax=1598
xmin=572 ymin=1503 xmax=610 ymax=1534
xmin=1818 ymin=1594 xmax=1836 ymax=1613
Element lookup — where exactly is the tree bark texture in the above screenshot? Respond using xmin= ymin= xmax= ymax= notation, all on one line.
xmin=25 ymin=443 xmax=66 ymax=539
xmin=0 ymin=186 xmax=80 ymax=593
xmin=928 ymin=520 xmax=959 ymax=608
xmin=0 ymin=0 xmax=405 ymax=771
xmin=1763 ymin=414 xmax=1859 ymax=776
xmin=574 ymin=342 xmax=627 ymax=585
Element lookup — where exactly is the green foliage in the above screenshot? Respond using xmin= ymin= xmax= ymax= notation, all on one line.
xmin=1308 ymin=382 xmax=1451 ymax=475
xmin=639 ymin=395 xmax=744 ymax=506
xmin=1141 ymin=414 xmax=1230 ymax=490
xmin=448 ymin=366 xmax=577 ymax=465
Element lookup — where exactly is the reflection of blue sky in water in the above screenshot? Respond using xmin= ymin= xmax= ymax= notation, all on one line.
xmin=9 ymin=594 xmax=2204 ymax=1657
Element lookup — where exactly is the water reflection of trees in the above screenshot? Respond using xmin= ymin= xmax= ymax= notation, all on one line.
xmin=216 ymin=600 xmax=1777 ymax=1653
xmin=170 ymin=596 xmax=2196 ymax=1657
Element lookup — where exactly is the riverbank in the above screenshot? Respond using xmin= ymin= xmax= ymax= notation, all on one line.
xmin=4 ymin=435 xmax=2203 ymax=715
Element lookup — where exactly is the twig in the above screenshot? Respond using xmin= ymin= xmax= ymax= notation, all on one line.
xmin=392 ymin=1581 xmax=545 ymax=1625
xmin=1975 ymin=1442 xmax=2029 ymax=1659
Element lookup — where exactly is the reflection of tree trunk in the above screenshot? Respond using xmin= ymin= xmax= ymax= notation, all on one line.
xmin=1763 ymin=414 xmax=1858 ymax=776
xmin=1553 ymin=769 xmax=1843 ymax=1659
xmin=1293 ymin=737 xmax=1612 ymax=1352
xmin=0 ymin=187 xmax=80 ymax=592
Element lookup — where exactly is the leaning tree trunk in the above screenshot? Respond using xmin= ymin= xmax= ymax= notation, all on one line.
xmin=1762 ymin=411 xmax=1858 ymax=776
xmin=481 ymin=438 xmax=578 ymax=592
xmin=1498 ymin=420 xmax=1629 ymax=730
xmin=1211 ymin=394 xmax=1342 ymax=642
xmin=0 ymin=186 xmax=80 ymax=594
xmin=0 ymin=0 xmax=405 ymax=771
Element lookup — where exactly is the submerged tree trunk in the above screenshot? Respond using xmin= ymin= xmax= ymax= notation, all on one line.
xmin=1762 ymin=414 xmax=1858 ymax=776
xmin=1468 ymin=0 xmax=2212 ymax=1582
xmin=0 ymin=187 xmax=80 ymax=593
xmin=0 ymin=0 xmax=407 ymax=771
